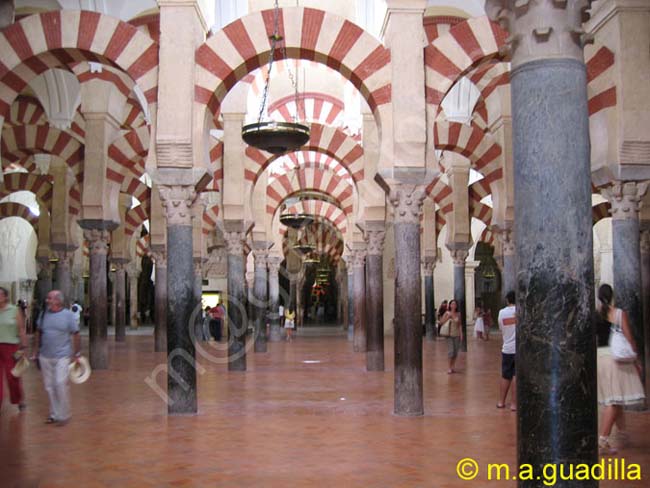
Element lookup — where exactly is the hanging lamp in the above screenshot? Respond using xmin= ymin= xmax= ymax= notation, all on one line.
xmin=241 ymin=0 xmax=310 ymax=154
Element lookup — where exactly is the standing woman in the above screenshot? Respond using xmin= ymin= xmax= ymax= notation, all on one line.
xmin=473 ymin=300 xmax=486 ymax=341
xmin=0 ymin=287 xmax=28 ymax=411
xmin=439 ymin=299 xmax=464 ymax=373
xmin=596 ymin=284 xmax=645 ymax=454
xmin=284 ymin=308 xmax=296 ymax=342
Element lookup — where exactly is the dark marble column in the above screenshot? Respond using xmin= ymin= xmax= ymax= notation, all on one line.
xmin=159 ymin=185 xmax=197 ymax=415
xmin=422 ymin=258 xmax=436 ymax=341
xmin=36 ymin=257 xmax=53 ymax=304
xmin=450 ymin=250 xmax=469 ymax=352
xmin=604 ymin=182 xmax=648 ymax=397
xmin=389 ymin=185 xmax=426 ymax=416
xmin=152 ymin=251 xmax=167 ymax=352
xmin=127 ymin=263 xmax=139 ymax=329
xmin=113 ymin=261 xmax=127 ymax=342
xmin=267 ymin=257 xmax=282 ymax=342
xmin=346 ymin=264 xmax=354 ymax=341
xmin=224 ymin=231 xmax=247 ymax=371
xmin=641 ymin=229 xmax=650 ymax=398
xmin=496 ymin=1 xmax=598 ymax=476
xmin=365 ymin=229 xmax=385 ymax=371
xmin=253 ymin=250 xmax=269 ymax=353
xmin=350 ymin=248 xmax=367 ymax=353
xmin=53 ymin=250 xmax=74 ymax=306
xmin=193 ymin=258 xmax=204 ymax=341
xmin=81 ymin=227 xmax=112 ymax=370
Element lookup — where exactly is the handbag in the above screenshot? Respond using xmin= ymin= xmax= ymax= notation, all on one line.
xmin=609 ymin=309 xmax=636 ymax=363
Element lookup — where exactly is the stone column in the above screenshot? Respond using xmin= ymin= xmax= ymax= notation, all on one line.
xmin=365 ymin=229 xmax=385 ymax=371
xmin=152 ymin=251 xmax=167 ymax=352
xmin=389 ymin=184 xmax=426 ymax=416
xmin=603 ymin=182 xmax=648 ymax=392
xmin=127 ymin=263 xmax=139 ymax=329
xmin=346 ymin=263 xmax=354 ymax=341
xmin=224 ymin=231 xmax=247 ymax=371
xmin=82 ymin=228 xmax=111 ymax=370
xmin=53 ymin=250 xmax=74 ymax=305
xmin=422 ymin=258 xmax=436 ymax=341
xmin=641 ymin=229 xmax=650 ymax=398
xmin=488 ymin=0 xmax=598 ymax=473
xmin=36 ymin=257 xmax=53 ymax=304
xmin=113 ymin=261 xmax=127 ymax=342
xmin=159 ymin=185 xmax=197 ymax=414
xmin=450 ymin=249 xmax=469 ymax=352
xmin=465 ymin=260 xmax=480 ymax=326
xmin=350 ymin=248 xmax=367 ymax=353
xmin=497 ymin=228 xmax=515 ymax=303
xmin=193 ymin=257 xmax=204 ymax=341
xmin=267 ymin=256 xmax=282 ymax=342
xmin=253 ymin=250 xmax=269 ymax=353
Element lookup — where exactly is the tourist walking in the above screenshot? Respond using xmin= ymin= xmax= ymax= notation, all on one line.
xmin=439 ymin=299 xmax=463 ymax=373
xmin=32 ymin=290 xmax=81 ymax=426
xmin=497 ymin=291 xmax=517 ymax=411
xmin=284 ymin=308 xmax=296 ymax=342
xmin=0 ymin=287 xmax=28 ymax=412
xmin=595 ymin=284 xmax=645 ymax=455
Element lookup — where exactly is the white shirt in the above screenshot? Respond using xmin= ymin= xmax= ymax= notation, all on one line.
xmin=498 ymin=305 xmax=516 ymax=354
xmin=278 ymin=305 xmax=284 ymax=316
xmin=71 ymin=304 xmax=83 ymax=326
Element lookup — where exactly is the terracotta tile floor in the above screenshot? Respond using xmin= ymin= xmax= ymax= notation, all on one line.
xmin=1 ymin=329 xmax=648 ymax=487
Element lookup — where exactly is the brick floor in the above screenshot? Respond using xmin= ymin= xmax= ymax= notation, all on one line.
xmin=1 ymin=331 xmax=648 ymax=487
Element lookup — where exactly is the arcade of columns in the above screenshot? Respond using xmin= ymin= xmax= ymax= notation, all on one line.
xmin=1 ymin=0 xmax=649 ymax=478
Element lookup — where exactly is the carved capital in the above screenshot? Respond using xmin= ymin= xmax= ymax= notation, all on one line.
xmin=422 ymin=257 xmax=436 ymax=277
xmin=253 ymin=250 xmax=269 ymax=269
xmin=450 ymin=249 xmax=469 ymax=266
xmin=158 ymin=185 xmax=197 ymax=226
xmin=350 ymin=249 xmax=367 ymax=268
xmin=83 ymin=229 xmax=110 ymax=256
xmin=53 ymin=250 xmax=75 ymax=268
xmin=486 ymin=0 xmax=592 ymax=68
xmin=365 ymin=230 xmax=386 ymax=256
xmin=601 ymin=181 xmax=649 ymax=220
xmin=641 ymin=230 xmax=650 ymax=255
xmin=151 ymin=251 xmax=167 ymax=267
xmin=496 ymin=228 xmax=515 ymax=256
xmin=388 ymin=184 xmax=426 ymax=224
xmin=223 ymin=231 xmax=245 ymax=256
xmin=267 ymin=256 xmax=282 ymax=277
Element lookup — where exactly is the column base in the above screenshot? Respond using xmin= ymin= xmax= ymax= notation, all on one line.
xmin=366 ymin=351 xmax=384 ymax=372
xmin=269 ymin=324 xmax=283 ymax=342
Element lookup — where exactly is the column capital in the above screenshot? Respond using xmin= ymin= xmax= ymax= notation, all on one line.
xmin=449 ymin=249 xmax=469 ymax=266
xmin=83 ymin=229 xmax=110 ymax=256
xmin=253 ymin=249 xmax=269 ymax=269
xmin=267 ymin=256 xmax=282 ymax=276
xmin=350 ymin=248 xmax=367 ymax=268
xmin=641 ymin=229 xmax=650 ymax=255
xmin=151 ymin=250 xmax=167 ymax=267
xmin=158 ymin=185 xmax=197 ymax=226
xmin=486 ymin=0 xmax=591 ymax=68
xmin=601 ymin=181 xmax=649 ymax=220
xmin=495 ymin=227 xmax=515 ymax=256
xmin=422 ymin=257 xmax=436 ymax=277
xmin=388 ymin=184 xmax=427 ymax=224
xmin=223 ymin=231 xmax=245 ymax=256
xmin=365 ymin=229 xmax=386 ymax=256
xmin=53 ymin=249 xmax=75 ymax=266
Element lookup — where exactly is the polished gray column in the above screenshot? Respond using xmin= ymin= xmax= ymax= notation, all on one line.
xmin=365 ymin=229 xmax=385 ymax=371
xmin=389 ymin=185 xmax=426 ymax=416
xmin=346 ymin=265 xmax=354 ymax=341
xmin=53 ymin=250 xmax=74 ymax=306
xmin=159 ymin=185 xmax=197 ymax=415
xmin=641 ymin=229 xmax=650 ymax=398
xmin=500 ymin=1 xmax=598 ymax=477
xmin=267 ymin=257 xmax=282 ymax=342
xmin=422 ymin=258 xmax=436 ymax=341
xmin=450 ymin=250 xmax=469 ymax=352
xmin=604 ymin=182 xmax=648 ymax=397
xmin=113 ymin=261 xmax=127 ymax=342
xmin=350 ymin=248 xmax=367 ymax=353
xmin=81 ymin=227 xmax=112 ymax=370
xmin=253 ymin=250 xmax=269 ymax=353
xmin=224 ymin=231 xmax=247 ymax=371
xmin=36 ymin=257 xmax=53 ymax=304
xmin=152 ymin=252 xmax=168 ymax=352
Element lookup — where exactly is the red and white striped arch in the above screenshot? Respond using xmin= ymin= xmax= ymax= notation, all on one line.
xmin=426 ymin=176 xmax=453 ymax=216
xmin=592 ymin=201 xmax=610 ymax=225
xmin=0 ymin=172 xmax=53 ymax=210
xmin=0 ymin=11 xmax=159 ymax=119
xmin=0 ymin=201 xmax=38 ymax=230
xmin=470 ymin=200 xmax=492 ymax=227
xmin=280 ymin=199 xmax=348 ymax=235
xmin=124 ymin=204 xmax=148 ymax=237
xmin=121 ymin=177 xmax=151 ymax=213
xmin=128 ymin=13 xmax=161 ymax=44
xmin=268 ymin=92 xmax=344 ymax=128
xmin=195 ymin=7 xmax=391 ymax=127
xmin=267 ymin=151 xmax=353 ymax=181
xmin=245 ymin=123 xmax=364 ymax=183
xmin=202 ymin=204 xmax=221 ymax=235
xmin=435 ymin=120 xmax=503 ymax=181
xmin=478 ymin=226 xmax=495 ymax=246
xmin=135 ymin=234 xmax=151 ymax=258
xmin=107 ymin=126 xmax=150 ymax=185
xmin=281 ymin=220 xmax=344 ymax=261
xmin=204 ymin=137 xmax=224 ymax=192
xmin=585 ymin=45 xmax=616 ymax=117
xmin=266 ymin=167 xmax=354 ymax=216
xmin=7 ymin=95 xmax=46 ymax=126
xmin=425 ymin=16 xmax=507 ymax=107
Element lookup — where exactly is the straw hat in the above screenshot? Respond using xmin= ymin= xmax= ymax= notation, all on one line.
xmin=68 ymin=356 xmax=91 ymax=384
xmin=11 ymin=355 xmax=30 ymax=377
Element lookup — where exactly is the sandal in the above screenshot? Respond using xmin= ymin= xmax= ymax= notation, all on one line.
xmin=599 ymin=436 xmax=617 ymax=455
xmin=44 ymin=417 xmax=56 ymax=424
xmin=496 ymin=403 xmax=506 ymax=409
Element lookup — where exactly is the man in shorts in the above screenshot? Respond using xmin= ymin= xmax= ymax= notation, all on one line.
xmin=497 ymin=290 xmax=517 ymax=411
